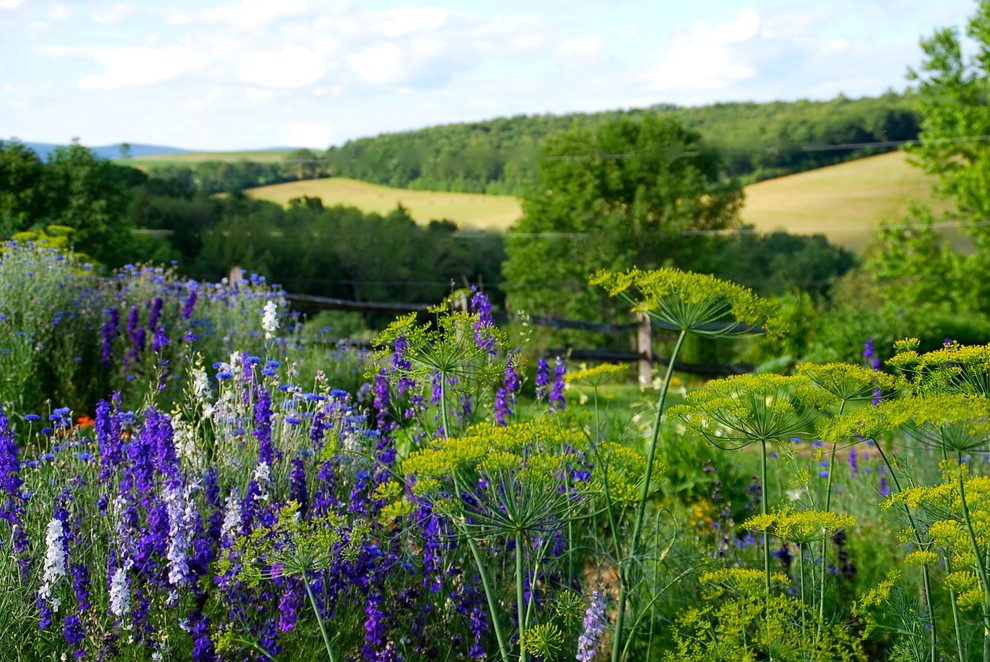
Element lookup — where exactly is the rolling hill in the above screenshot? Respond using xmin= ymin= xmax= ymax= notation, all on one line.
xmin=244 ymin=177 xmax=522 ymax=231
xmin=741 ymin=150 xmax=956 ymax=252
xmin=246 ymin=150 xmax=951 ymax=253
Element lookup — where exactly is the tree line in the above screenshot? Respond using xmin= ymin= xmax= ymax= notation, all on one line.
xmin=322 ymin=92 xmax=920 ymax=194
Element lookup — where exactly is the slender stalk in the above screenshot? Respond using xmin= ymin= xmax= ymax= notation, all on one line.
xmin=799 ymin=543 xmax=807 ymax=638
xmin=302 ymin=569 xmax=338 ymax=662
xmin=874 ymin=441 xmax=937 ymax=660
xmin=817 ymin=400 xmax=846 ymax=634
xmin=956 ymin=454 xmax=990 ymax=662
xmin=439 ymin=373 xmax=451 ymax=440
xmin=467 ymin=536 xmax=513 ymax=662
xmin=946 ymin=554 xmax=967 ymax=662
xmin=760 ymin=437 xmax=771 ymax=603
xmin=611 ymin=329 xmax=687 ymax=662
xmin=516 ymin=531 xmax=529 ymax=662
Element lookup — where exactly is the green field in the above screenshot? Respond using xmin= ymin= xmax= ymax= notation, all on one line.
xmin=245 ymin=151 xmax=956 ymax=251
xmin=245 ymin=177 xmax=524 ymax=231
xmin=741 ymin=150 xmax=957 ymax=251
xmin=122 ymin=149 xmax=293 ymax=168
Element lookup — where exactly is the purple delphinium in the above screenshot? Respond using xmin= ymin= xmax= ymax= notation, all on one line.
xmin=254 ymin=386 xmax=276 ymax=467
xmin=863 ymin=338 xmax=882 ymax=406
xmin=95 ymin=395 xmax=125 ymax=483
xmin=147 ymin=296 xmax=164 ymax=333
xmin=182 ymin=286 xmax=198 ymax=320
xmin=469 ymin=286 xmax=496 ymax=355
xmin=576 ymin=589 xmax=608 ymax=662
xmin=278 ymin=577 xmax=303 ymax=633
xmin=494 ymin=350 xmax=521 ymax=426
xmin=100 ymin=309 xmax=121 ymax=369
xmin=0 ymin=406 xmax=28 ymax=578
xmin=535 ymin=358 xmax=551 ymax=400
xmin=63 ymin=614 xmax=85 ymax=659
xmin=373 ymin=368 xmax=393 ymax=432
xmin=549 ymin=357 xmax=566 ymax=411
xmin=289 ymin=455 xmax=308 ymax=518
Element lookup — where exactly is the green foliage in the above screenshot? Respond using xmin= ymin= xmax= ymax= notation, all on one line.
xmin=322 ymin=93 xmax=920 ymax=194
xmin=503 ymin=117 xmax=743 ymax=324
xmin=667 ymin=592 xmax=867 ymax=661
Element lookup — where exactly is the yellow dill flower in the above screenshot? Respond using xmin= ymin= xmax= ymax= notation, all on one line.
xmin=590 ymin=267 xmax=782 ymax=338
xmin=797 ymin=362 xmax=899 ymax=403
xmin=743 ymin=510 xmax=854 ymax=543
xmin=519 ymin=623 xmax=565 ymax=660
xmin=699 ymin=568 xmax=791 ymax=590
xmin=565 ymin=362 xmax=628 ymax=386
xmin=589 ymin=442 xmax=648 ymax=503
xmin=853 ymin=570 xmax=901 ymax=613
xmin=671 ymin=373 xmax=832 ymax=449
xmin=888 ymin=340 xmax=990 ymax=396
xmin=905 ymin=550 xmax=940 ymax=566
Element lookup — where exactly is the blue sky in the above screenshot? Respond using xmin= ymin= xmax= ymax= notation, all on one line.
xmin=0 ymin=0 xmax=974 ymax=150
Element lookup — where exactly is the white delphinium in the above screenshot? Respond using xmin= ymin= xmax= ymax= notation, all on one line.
xmin=261 ymin=301 xmax=279 ymax=339
xmin=39 ymin=517 xmax=67 ymax=612
xmin=221 ymin=490 xmax=242 ymax=546
xmin=165 ymin=483 xmax=191 ymax=589
xmin=253 ymin=461 xmax=271 ymax=484
xmin=109 ymin=566 xmax=131 ymax=619
xmin=191 ymin=365 xmax=212 ymax=405
xmin=171 ymin=412 xmax=203 ymax=473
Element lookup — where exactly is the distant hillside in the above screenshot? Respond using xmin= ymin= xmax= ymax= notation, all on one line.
xmin=250 ymin=151 xmax=951 ymax=255
xmin=323 ymin=91 xmax=920 ymax=195
xmin=245 ymin=177 xmax=521 ymax=231
xmin=741 ymin=151 xmax=956 ymax=252
xmin=23 ymin=142 xmax=191 ymax=160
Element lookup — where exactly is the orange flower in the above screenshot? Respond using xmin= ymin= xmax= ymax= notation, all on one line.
xmin=76 ymin=416 xmax=95 ymax=428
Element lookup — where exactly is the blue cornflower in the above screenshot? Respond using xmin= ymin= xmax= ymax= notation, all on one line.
xmin=25 ymin=414 xmax=40 ymax=422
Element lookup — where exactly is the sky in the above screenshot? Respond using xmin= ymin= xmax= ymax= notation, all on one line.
xmin=0 ymin=0 xmax=975 ymax=151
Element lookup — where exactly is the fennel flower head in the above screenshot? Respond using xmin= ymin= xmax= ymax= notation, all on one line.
xmin=261 ymin=300 xmax=279 ymax=340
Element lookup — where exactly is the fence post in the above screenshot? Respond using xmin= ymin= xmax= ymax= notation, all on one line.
xmin=229 ymin=266 xmax=244 ymax=285
xmin=636 ymin=312 xmax=652 ymax=388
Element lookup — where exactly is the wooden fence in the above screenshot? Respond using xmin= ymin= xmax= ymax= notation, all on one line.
xmin=280 ymin=289 xmax=757 ymax=380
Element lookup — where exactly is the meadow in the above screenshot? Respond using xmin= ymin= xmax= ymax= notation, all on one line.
xmin=2 ymin=240 xmax=989 ymax=661
xmin=233 ymin=151 xmax=948 ymax=253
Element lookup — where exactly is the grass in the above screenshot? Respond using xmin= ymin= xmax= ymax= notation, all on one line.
xmin=245 ymin=177 xmax=523 ymax=231
xmin=120 ymin=149 xmax=294 ymax=167
xmin=741 ymin=151 xmax=960 ymax=252
xmin=134 ymin=148 xmax=959 ymax=252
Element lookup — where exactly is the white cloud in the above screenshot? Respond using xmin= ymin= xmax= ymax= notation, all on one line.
xmin=79 ymin=46 xmax=195 ymax=89
xmin=347 ymin=43 xmax=406 ymax=85
xmin=203 ymin=0 xmax=309 ymax=29
xmin=48 ymin=5 xmax=71 ymax=20
xmin=245 ymin=87 xmax=274 ymax=102
xmin=645 ymin=9 xmax=760 ymax=91
xmin=555 ymin=36 xmax=602 ymax=57
xmin=286 ymin=123 xmax=335 ymax=148
xmin=371 ymin=6 xmax=448 ymax=38
xmin=91 ymin=4 xmax=136 ymax=24
xmin=240 ymin=44 xmax=328 ymax=88
xmin=0 ymin=0 xmax=24 ymax=9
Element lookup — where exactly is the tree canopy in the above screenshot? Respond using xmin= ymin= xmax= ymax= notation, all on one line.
xmin=502 ymin=115 xmax=742 ymax=322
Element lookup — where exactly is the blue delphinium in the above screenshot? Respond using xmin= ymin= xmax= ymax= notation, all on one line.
xmin=576 ymin=589 xmax=608 ymax=662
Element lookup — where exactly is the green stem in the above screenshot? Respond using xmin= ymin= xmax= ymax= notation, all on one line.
xmin=761 ymin=437 xmax=771 ymax=603
xmin=818 ymin=400 xmax=846 ymax=635
xmin=611 ymin=329 xmax=687 ymax=662
xmin=956 ymin=454 xmax=990 ymax=662
xmin=439 ymin=373 xmax=450 ymax=439
xmin=516 ymin=531 xmax=529 ymax=662
xmin=799 ymin=543 xmax=807 ymax=639
xmin=303 ymin=569 xmax=338 ymax=662
xmin=467 ymin=536 xmax=513 ymax=662
xmin=946 ymin=554 xmax=967 ymax=662
xmin=874 ymin=441 xmax=937 ymax=661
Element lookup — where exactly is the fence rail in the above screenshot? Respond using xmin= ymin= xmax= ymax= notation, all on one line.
xmin=271 ymin=283 xmax=758 ymax=378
